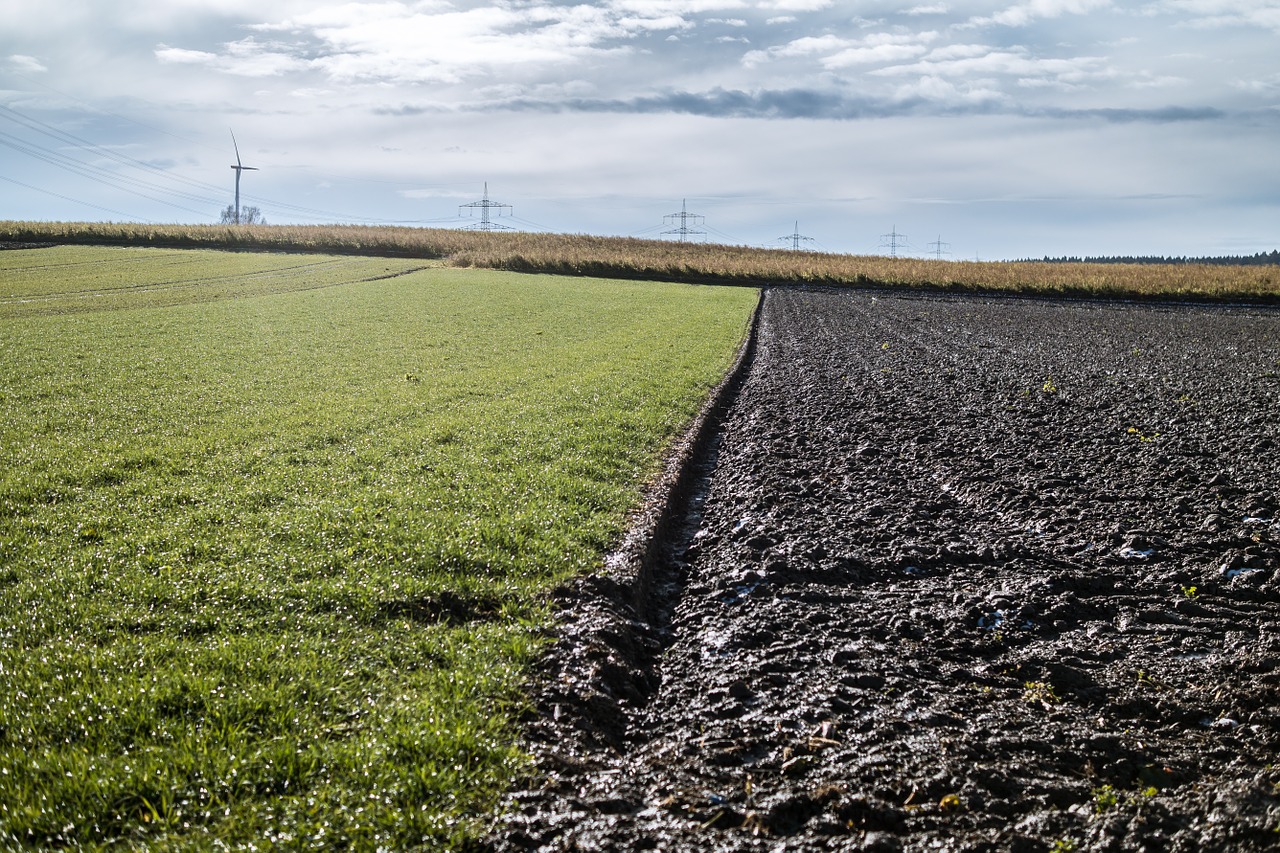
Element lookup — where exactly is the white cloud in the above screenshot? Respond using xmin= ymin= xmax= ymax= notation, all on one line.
xmin=971 ymin=0 xmax=1113 ymax=27
xmin=743 ymin=31 xmax=937 ymax=69
xmin=895 ymin=74 xmax=1007 ymax=104
xmin=1125 ymin=73 xmax=1186 ymax=89
xmin=155 ymin=46 xmax=220 ymax=65
xmin=754 ymin=0 xmax=833 ymax=9
xmin=1233 ymin=72 xmax=1280 ymax=93
xmin=608 ymin=0 xmax=747 ymax=13
xmin=173 ymin=2 xmax=701 ymax=87
xmin=742 ymin=34 xmax=837 ymax=66
xmin=1157 ymin=0 xmax=1280 ymax=31
xmin=6 ymin=55 xmax=48 ymax=74
xmin=823 ymin=33 xmax=938 ymax=68
xmin=926 ymin=43 xmax=1001 ymax=61
xmin=873 ymin=46 xmax=1114 ymax=91
xmin=905 ymin=4 xmax=950 ymax=14
xmin=156 ymin=39 xmax=309 ymax=77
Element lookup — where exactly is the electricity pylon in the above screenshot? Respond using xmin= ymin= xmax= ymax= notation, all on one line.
xmin=879 ymin=225 xmax=908 ymax=258
xmin=459 ymin=182 xmax=515 ymax=230
xmin=662 ymin=199 xmax=706 ymax=243
xmin=229 ymin=130 xmax=258 ymax=225
xmin=928 ymin=235 xmax=951 ymax=260
xmin=779 ymin=221 xmax=814 ymax=251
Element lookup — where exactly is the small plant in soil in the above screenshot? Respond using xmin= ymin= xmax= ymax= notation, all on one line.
xmin=1093 ymin=785 xmax=1120 ymax=813
xmin=1023 ymin=680 xmax=1060 ymax=706
xmin=1126 ymin=426 xmax=1160 ymax=442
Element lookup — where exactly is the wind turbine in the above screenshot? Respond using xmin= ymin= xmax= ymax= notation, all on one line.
xmin=229 ymin=130 xmax=258 ymax=225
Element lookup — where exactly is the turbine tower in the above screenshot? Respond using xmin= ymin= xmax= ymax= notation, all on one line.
xmin=779 ymin=221 xmax=814 ymax=251
xmin=229 ymin=130 xmax=258 ymax=225
xmin=459 ymin=183 xmax=515 ymax=231
xmin=662 ymin=199 xmax=706 ymax=243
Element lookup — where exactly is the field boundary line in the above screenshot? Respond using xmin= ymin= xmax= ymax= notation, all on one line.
xmin=489 ymin=286 xmax=767 ymax=828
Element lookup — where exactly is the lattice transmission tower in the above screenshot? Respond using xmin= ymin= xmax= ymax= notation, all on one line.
xmin=459 ymin=183 xmax=515 ymax=231
xmin=779 ymin=221 xmax=815 ymax=251
xmin=662 ymin=199 xmax=706 ymax=243
xmin=879 ymin=225 xmax=908 ymax=258
xmin=928 ymin=235 xmax=951 ymax=260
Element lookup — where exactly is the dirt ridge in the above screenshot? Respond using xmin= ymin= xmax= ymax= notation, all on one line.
xmin=501 ymin=288 xmax=765 ymax=761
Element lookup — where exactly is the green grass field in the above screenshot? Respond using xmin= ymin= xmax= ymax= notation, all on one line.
xmin=0 ymin=246 xmax=758 ymax=848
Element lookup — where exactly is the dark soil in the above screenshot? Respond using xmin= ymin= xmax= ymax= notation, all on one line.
xmin=491 ymin=287 xmax=1280 ymax=851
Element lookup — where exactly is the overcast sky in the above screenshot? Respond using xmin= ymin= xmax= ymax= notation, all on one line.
xmin=2 ymin=0 xmax=1277 ymax=258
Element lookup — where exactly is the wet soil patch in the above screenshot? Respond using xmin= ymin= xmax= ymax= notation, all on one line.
xmin=493 ymin=287 xmax=1280 ymax=851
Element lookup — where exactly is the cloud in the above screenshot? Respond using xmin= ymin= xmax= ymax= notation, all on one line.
xmin=6 ymin=55 xmax=48 ymax=74
xmin=215 ymin=1 xmax=701 ymax=86
xmin=755 ymin=0 xmax=833 ymax=9
xmin=873 ymin=45 xmax=1115 ymax=91
xmin=485 ymin=85 xmax=1231 ymax=124
xmin=607 ymin=0 xmax=747 ymax=13
xmin=894 ymin=75 xmax=1006 ymax=104
xmin=1157 ymin=0 xmax=1280 ymax=31
xmin=1034 ymin=105 xmax=1227 ymax=121
xmin=970 ymin=0 xmax=1112 ymax=27
xmin=823 ymin=36 xmax=937 ymax=69
xmin=742 ymin=34 xmax=848 ymax=66
xmin=743 ymin=31 xmax=936 ymax=68
xmin=155 ymin=45 xmax=219 ymax=65
xmin=1233 ymin=72 xmax=1280 ymax=94
xmin=499 ymin=87 xmax=908 ymax=119
xmin=156 ymin=39 xmax=309 ymax=76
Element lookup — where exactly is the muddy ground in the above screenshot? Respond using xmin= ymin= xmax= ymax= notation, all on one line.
xmin=491 ymin=287 xmax=1280 ymax=851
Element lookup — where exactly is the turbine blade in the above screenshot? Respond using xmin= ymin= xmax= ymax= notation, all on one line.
xmin=230 ymin=129 xmax=242 ymax=167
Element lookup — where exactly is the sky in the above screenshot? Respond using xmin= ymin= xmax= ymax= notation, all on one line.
xmin=1 ymin=0 xmax=1278 ymax=259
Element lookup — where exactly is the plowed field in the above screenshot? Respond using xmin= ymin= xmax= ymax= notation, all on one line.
xmin=496 ymin=287 xmax=1280 ymax=851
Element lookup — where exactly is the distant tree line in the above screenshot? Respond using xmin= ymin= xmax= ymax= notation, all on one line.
xmin=219 ymin=205 xmax=266 ymax=225
xmin=1028 ymin=250 xmax=1279 ymax=266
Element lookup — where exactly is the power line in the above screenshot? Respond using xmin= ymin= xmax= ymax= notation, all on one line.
xmin=0 ymin=104 xmax=227 ymax=200
xmin=0 ymin=173 xmax=149 ymax=221
xmin=0 ymin=130 xmax=219 ymax=218
xmin=0 ymin=102 xmax=458 ymax=226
